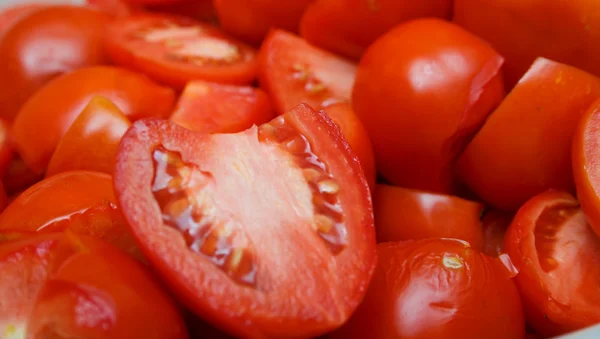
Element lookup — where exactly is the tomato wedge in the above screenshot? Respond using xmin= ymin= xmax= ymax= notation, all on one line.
xmin=113 ymin=104 xmax=376 ymax=338
xmin=504 ymin=191 xmax=600 ymax=337
xmin=170 ymin=80 xmax=275 ymax=134
xmin=104 ymin=13 xmax=258 ymax=89
xmin=259 ymin=30 xmax=358 ymax=114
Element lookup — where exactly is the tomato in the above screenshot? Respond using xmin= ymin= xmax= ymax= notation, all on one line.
xmin=504 ymin=191 xmax=600 ymax=336
xmin=300 ymin=0 xmax=452 ymax=60
xmin=11 ymin=66 xmax=175 ymax=173
xmin=86 ymin=0 xmax=140 ymax=17
xmin=454 ymin=0 xmax=600 ymax=89
xmin=0 ymin=6 xmax=111 ymax=122
xmin=259 ymin=30 xmax=358 ymax=114
xmin=113 ymin=104 xmax=376 ymax=337
xmin=322 ymin=103 xmax=375 ymax=191
xmin=1 ymin=156 xmax=42 ymax=195
xmin=170 ymin=80 xmax=275 ymax=134
xmin=331 ymin=239 xmax=525 ymax=339
xmin=46 ymin=97 xmax=131 ymax=177
xmin=0 ymin=119 xmax=14 ymax=178
xmin=481 ymin=210 xmax=513 ymax=257
xmin=146 ymin=0 xmax=216 ymax=22
xmin=373 ymin=184 xmax=484 ymax=249
xmin=0 ymin=171 xmax=138 ymax=257
xmin=214 ymin=0 xmax=311 ymax=45
xmin=353 ymin=19 xmax=504 ymax=194
xmin=0 ymin=181 xmax=7 ymax=213
xmin=104 ymin=13 xmax=258 ymax=89
xmin=0 ymin=3 xmax=43 ymax=38
xmin=457 ymin=58 xmax=600 ymax=211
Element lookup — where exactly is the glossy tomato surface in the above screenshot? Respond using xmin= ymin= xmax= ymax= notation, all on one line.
xmin=104 ymin=13 xmax=258 ymax=89
xmin=353 ymin=18 xmax=504 ymax=193
xmin=332 ymin=239 xmax=525 ymax=339
xmin=504 ymin=191 xmax=600 ymax=336
xmin=0 ymin=3 xmax=43 ymax=37
xmin=11 ymin=66 xmax=175 ymax=173
xmin=300 ymin=0 xmax=452 ymax=59
xmin=373 ymin=184 xmax=484 ymax=250
xmin=0 ymin=6 xmax=111 ymax=121
xmin=458 ymin=58 xmax=600 ymax=211
xmin=114 ymin=104 xmax=376 ymax=338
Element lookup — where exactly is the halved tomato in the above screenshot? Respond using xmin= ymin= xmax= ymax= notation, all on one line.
xmin=113 ymin=104 xmax=376 ymax=337
xmin=170 ymin=80 xmax=275 ymax=134
xmin=46 ymin=97 xmax=131 ymax=177
xmin=504 ymin=191 xmax=600 ymax=336
xmin=481 ymin=210 xmax=513 ymax=257
xmin=259 ymin=30 xmax=358 ymax=114
xmin=104 ymin=13 xmax=258 ymax=89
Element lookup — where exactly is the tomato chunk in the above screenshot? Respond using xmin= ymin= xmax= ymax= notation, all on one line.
xmin=170 ymin=80 xmax=275 ymax=134
xmin=114 ymin=104 xmax=376 ymax=337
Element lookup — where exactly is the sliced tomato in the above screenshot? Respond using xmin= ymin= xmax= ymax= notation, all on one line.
xmin=0 ymin=3 xmax=44 ymax=37
xmin=0 ymin=118 xmax=14 ymax=178
xmin=46 ymin=97 xmax=131 ymax=177
xmin=104 ymin=13 xmax=258 ymax=89
xmin=481 ymin=210 xmax=513 ymax=257
xmin=504 ymin=191 xmax=600 ymax=336
xmin=113 ymin=104 xmax=376 ymax=337
xmin=170 ymin=80 xmax=275 ymax=134
xmin=259 ymin=30 xmax=358 ymax=114
xmin=458 ymin=58 xmax=600 ymax=211
xmin=373 ymin=184 xmax=484 ymax=250
xmin=11 ymin=66 xmax=175 ymax=173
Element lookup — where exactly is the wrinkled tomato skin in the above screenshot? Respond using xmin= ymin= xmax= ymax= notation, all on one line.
xmin=11 ymin=66 xmax=175 ymax=173
xmin=504 ymin=191 xmax=600 ymax=337
xmin=457 ymin=58 xmax=600 ymax=211
xmin=331 ymin=239 xmax=525 ymax=339
xmin=300 ymin=0 xmax=452 ymax=60
xmin=481 ymin=210 xmax=513 ymax=257
xmin=454 ymin=0 xmax=600 ymax=89
xmin=353 ymin=19 xmax=504 ymax=194
xmin=373 ymin=184 xmax=484 ymax=250
xmin=0 ymin=6 xmax=111 ymax=122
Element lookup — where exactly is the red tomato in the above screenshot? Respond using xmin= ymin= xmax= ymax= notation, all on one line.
xmin=373 ymin=184 xmax=484 ymax=249
xmin=457 ymin=58 xmax=600 ymax=211
xmin=1 ymin=156 xmax=42 ymax=195
xmin=86 ymin=0 xmax=140 ymax=17
xmin=332 ymin=239 xmax=525 ymax=339
xmin=0 ymin=6 xmax=111 ymax=122
xmin=504 ymin=191 xmax=600 ymax=336
xmin=11 ymin=66 xmax=175 ymax=173
xmin=146 ymin=0 xmax=216 ymax=22
xmin=481 ymin=210 xmax=513 ymax=257
xmin=454 ymin=0 xmax=600 ymax=89
xmin=26 ymin=233 xmax=188 ymax=339
xmin=170 ymin=80 xmax=275 ymax=134
xmin=322 ymin=103 xmax=376 ymax=191
xmin=0 ymin=181 xmax=7 ymax=212
xmin=113 ymin=104 xmax=376 ymax=337
xmin=104 ymin=13 xmax=258 ymax=89
xmin=259 ymin=30 xmax=358 ymax=114
xmin=300 ymin=0 xmax=452 ymax=59
xmin=0 ymin=119 xmax=14 ymax=178
xmin=214 ymin=0 xmax=311 ymax=45
xmin=0 ymin=171 xmax=138 ymax=257
xmin=46 ymin=97 xmax=131 ymax=177
xmin=353 ymin=19 xmax=504 ymax=193
xmin=0 ymin=3 xmax=43 ymax=37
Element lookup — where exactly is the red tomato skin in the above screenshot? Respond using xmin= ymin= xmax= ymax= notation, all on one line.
xmin=0 ymin=3 xmax=44 ymax=38
xmin=170 ymin=80 xmax=275 ymax=134
xmin=11 ymin=66 xmax=175 ymax=173
xmin=0 ymin=6 xmax=111 ymax=122
xmin=373 ymin=184 xmax=485 ymax=250
xmin=504 ymin=191 xmax=600 ymax=336
xmin=214 ymin=0 xmax=311 ymax=45
xmin=300 ymin=0 xmax=452 ymax=60
xmin=331 ymin=239 xmax=525 ymax=339
xmin=353 ymin=18 xmax=504 ymax=194
xmin=457 ymin=58 xmax=600 ymax=211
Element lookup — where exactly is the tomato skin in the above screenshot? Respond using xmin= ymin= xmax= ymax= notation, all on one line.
xmin=259 ymin=30 xmax=358 ymax=114
xmin=46 ymin=97 xmax=131 ymax=177
xmin=2 ymin=156 xmax=42 ymax=196
xmin=0 ymin=181 xmax=7 ymax=213
xmin=0 ymin=6 xmax=111 ymax=122
xmin=0 ymin=3 xmax=44 ymax=38
xmin=458 ymin=58 xmax=600 ymax=211
xmin=504 ymin=191 xmax=600 ymax=336
xmin=0 ymin=119 xmax=14 ymax=178
xmin=353 ymin=19 xmax=504 ymax=194
xmin=332 ymin=239 xmax=525 ymax=339
xmin=11 ymin=66 xmax=175 ymax=173
xmin=104 ymin=13 xmax=258 ymax=89
xmin=170 ymin=80 xmax=275 ymax=134
xmin=300 ymin=0 xmax=452 ymax=60
xmin=481 ymin=210 xmax=513 ymax=257
xmin=373 ymin=184 xmax=484 ymax=249
xmin=214 ymin=0 xmax=311 ymax=45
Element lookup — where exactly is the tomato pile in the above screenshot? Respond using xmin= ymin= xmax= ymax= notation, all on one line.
xmin=1 ymin=0 xmax=600 ymax=338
